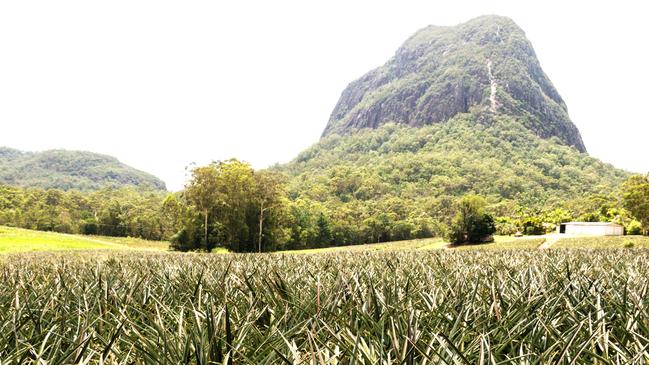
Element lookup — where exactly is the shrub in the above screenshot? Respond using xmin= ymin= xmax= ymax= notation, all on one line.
xmin=495 ymin=217 xmax=518 ymax=236
xmin=391 ymin=220 xmax=415 ymax=241
xmin=469 ymin=213 xmax=496 ymax=243
xmin=171 ymin=228 xmax=197 ymax=251
xmin=448 ymin=195 xmax=496 ymax=244
xmin=80 ymin=221 xmax=99 ymax=235
xmin=521 ymin=217 xmax=545 ymax=235
xmin=626 ymin=220 xmax=643 ymax=235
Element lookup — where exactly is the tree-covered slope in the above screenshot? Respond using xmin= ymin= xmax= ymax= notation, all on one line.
xmin=273 ymin=15 xmax=633 ymax=245
xmin=322 ymin=15 xmax=586 ymax=152
xmin=0 ymin=147 xmax=166 ymax=191
xmin=279 ymin=115 xmax=629 ymax=245
xmin=287 ymin=115 xmax=627 ymax=206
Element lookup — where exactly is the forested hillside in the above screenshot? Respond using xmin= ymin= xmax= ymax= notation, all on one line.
xmin=277 ymin=114 xmax=630 ymax=244
xmin=0 ymin=185 xmax=175 ymax=240
xmin=273 ymin=15 xmax=635 ymax=246
xmin=0 ymin=147 xmax=166 ymax=191
xmin=287 ymin=115 xmax=627 ymax=204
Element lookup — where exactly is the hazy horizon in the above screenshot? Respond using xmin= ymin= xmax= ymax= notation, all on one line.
xmin=2 ymin=0 xmax=647 ymax=190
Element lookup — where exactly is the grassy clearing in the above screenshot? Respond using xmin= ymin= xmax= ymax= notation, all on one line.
xmin=85 ymin=234 xmax=170 ymax=250
xmin=2 ymin=249 xmax=648 ymax=363
xmin=279 ymin=235 xmax=544 ymax=254
xmin=553 ymin=235 xmax=649 ymax=249
xmin=311 ymin=234 xmax=649 ymax=252
xmin=3 ymin=224 xmax=646 ymax=255
xmin=0 ymin=226 xmax=169 ymax=253
xmin=276 ymin=237 xmax=445 ymax=254
xmin=453 ymin=235 xmax=546 ymax=250
xmin=0 ymin=227 xmax=116 ymax=253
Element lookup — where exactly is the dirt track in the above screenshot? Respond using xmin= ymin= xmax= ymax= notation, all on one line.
xmin=538 ymin=234 xmax=561 ymax=249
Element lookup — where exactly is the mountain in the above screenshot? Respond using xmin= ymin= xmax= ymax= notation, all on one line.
xmin=278 ymin=16 xmax=629 ymax=245
xmin=322 ymin=15 xmax=586 ymax=153
xmin=0 ymin=147 xmax=166 ymax=191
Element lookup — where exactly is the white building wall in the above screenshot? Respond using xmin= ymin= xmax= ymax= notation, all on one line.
xmin=605 ymin=225 xmax=624 ymax=236
xmin=563 ymin=224 xmax=623 ymax=236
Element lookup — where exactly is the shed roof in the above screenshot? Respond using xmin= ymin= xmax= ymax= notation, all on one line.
xmin=562 ymin=222 xmax=622 ymax=227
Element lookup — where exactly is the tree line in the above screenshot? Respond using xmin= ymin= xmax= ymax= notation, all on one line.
xmin=0 ymin=185 xmax=174 ymax=240
xmin=1 ymin=161 xmax=648 ymax=252
xmin=168 ymin=159 xmax=288 ymax=252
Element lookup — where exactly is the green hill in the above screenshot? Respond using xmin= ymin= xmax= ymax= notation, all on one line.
xmin=286 ymin=115 xmax=627 ymax=208
xmin=281 ymin=115 xmax=628 ymax=246
xmin=0 ymin=147 xmax=166 ymax=191
xmin=277 ymin=16 xmax=630 ymax=246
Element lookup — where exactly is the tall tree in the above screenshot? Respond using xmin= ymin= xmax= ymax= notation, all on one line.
xmin=622 ymin=174 xmax=649 ymax=235
xmin=185 ymin=165 xmax=220 ymax=247
xmin=253 ymin=170 xmax=287 ymax=252
xmin=212 ymin=159 xmax=255 ymax=251
xmin=448 ymin=195 xmax=496 ymax=244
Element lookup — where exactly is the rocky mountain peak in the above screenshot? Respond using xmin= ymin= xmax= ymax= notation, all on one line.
xmin=322 ymin=15 xmax=586 ymax=153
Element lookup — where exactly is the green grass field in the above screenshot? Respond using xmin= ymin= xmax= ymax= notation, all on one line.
xmin=452 ymin=235 xmax=547 ymax=250
xmin=553 ymin=235 xmax=649 ymax=249
xmin=0 ymin=226 xmax=169 ymax=253
xmin=277 ymin=235 xmax=546 ymax=254
xmin=4 ymin=225 xmax=649 ymax=255
xmin=275 ymin=237 xmax=446 ymax=254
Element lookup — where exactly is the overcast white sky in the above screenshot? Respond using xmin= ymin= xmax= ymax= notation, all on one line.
xmin=1 ymin=0 xmax=647 ymax=190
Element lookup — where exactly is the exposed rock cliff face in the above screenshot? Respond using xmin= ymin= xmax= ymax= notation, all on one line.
xmin=322 ymin=15 xmax=586 ymax=153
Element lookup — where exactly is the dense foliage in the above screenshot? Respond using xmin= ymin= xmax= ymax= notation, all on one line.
xmin=0 ymin=185 xmax=174 ymax=240
xmin=448 ymin=195 xmax=496 ymax=244
xmin=278 ymin=114 xmax=632 ymax=245
xmin=2 ymin=249 xmax=648 ymax=363
xmin=622 ymin=174 xmax=649 ymax=234
xmin=0 ymin=147 xmax=165 ymax=191
xmin=170 ymin=159 xmax=289 ymax=252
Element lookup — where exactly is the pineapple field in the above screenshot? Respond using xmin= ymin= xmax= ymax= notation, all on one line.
xmin=1 ymin=248 xmax=648 ymax=364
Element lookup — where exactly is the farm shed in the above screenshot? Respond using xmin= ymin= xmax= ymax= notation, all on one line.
xmin=557 ymin=222 xmax=624 ymax=236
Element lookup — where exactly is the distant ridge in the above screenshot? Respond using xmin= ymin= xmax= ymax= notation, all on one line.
xmin=0 ymin=147 xmax=166 ymax=191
